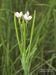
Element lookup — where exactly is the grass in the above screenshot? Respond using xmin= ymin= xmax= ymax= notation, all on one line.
xmin=0 ymin=0 xmax=56 ymax=75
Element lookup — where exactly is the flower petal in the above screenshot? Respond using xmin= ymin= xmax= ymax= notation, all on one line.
xmin=26 ymin=11 xmax=29 ymax=16
xmin=15 ymin=12 xmax=23 ymax=18
xmin=28 ymin=16 xmax=32 ymax=20
xmin=15 ymin=12 xmax=20 ymax=18
xmin=19 ymin=12 xmax=23 ymax=17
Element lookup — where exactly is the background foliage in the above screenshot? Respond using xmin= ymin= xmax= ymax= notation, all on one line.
xmin=0 ymin=0 xmax=56 ymax=75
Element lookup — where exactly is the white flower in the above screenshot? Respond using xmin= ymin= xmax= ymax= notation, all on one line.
xmin=24 ymin=15 xmax=32 ymax=21
xmin=24 ymin=11 xmax=32 ymax=21
xmin=15 ymin=12 xmax=23 ymax=18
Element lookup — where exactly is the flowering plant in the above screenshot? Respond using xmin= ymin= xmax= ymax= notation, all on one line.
xmin=14 ymin=11 xmax=36 ymax=75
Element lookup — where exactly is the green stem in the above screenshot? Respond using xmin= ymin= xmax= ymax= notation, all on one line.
xmin=14 ymin=14 xmax=22 ymax=55
xmin=29 ymin=11 xmax=36 ymax=53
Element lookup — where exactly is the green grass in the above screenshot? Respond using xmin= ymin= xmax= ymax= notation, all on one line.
xmin=0 ymin=0 xmax=56 ymax=75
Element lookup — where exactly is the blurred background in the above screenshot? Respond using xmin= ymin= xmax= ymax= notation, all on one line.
xmin=0 ymin=0 xmax=56 ymax=75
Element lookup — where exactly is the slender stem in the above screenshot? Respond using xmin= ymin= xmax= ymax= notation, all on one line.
xmin=29 ymin=11 xmax=36 ymax=52
xmin=14 ymin=14 xmax=22 ymax=55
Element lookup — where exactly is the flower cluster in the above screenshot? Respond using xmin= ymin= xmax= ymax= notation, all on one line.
xmin=15 ymin=11 xmax=32 ymax=21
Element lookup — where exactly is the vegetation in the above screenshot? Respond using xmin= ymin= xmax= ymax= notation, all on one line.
xmin=0 ymin=0 xmax=56 ymax=75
